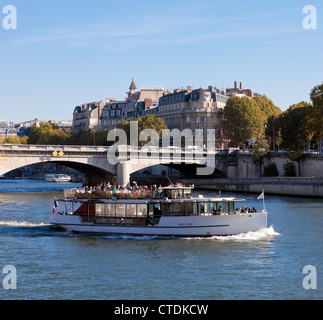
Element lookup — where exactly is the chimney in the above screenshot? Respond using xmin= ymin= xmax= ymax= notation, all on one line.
xmin=240 ymin=82 xmax=242 ymax=90
xmin=187 ymin=86 xmax=192 ymax=93
xmin=234 ymin=81 xmax=237 ymax=89
xmin=144 ymin=98 xmax=152 ymax=109
xmin=208 ymin=86 xmax=213 ymax=92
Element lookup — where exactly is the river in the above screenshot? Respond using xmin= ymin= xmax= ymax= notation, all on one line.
xmin=0 ymin=179 xmax=322 ymax=300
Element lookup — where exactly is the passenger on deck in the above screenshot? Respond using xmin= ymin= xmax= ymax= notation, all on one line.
xmin=211 ymin=207 xmax=218 ymax=215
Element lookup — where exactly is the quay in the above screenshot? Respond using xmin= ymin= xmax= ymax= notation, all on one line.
xmin=134 ymin=177 xmax=323 ymax=198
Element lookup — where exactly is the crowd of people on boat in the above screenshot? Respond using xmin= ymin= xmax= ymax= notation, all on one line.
xmin=75 ymin=181 xmax=165 ymax=196
xmin=236 ymin=206 xmax=257 ymax=214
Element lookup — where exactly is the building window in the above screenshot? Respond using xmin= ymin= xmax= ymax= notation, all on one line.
xmin=200 ymin=116 xmax=204 ymax=123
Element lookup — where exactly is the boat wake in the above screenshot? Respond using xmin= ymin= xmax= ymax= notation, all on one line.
xmin=0 ymin=220 xmax=50 ymax=227
xmin=211 ymin=226 xmax=280 ymax=241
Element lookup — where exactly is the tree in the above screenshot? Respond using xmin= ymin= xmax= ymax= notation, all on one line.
xmin=253 ymin=95 xmax=282 ymax=118
xmin=283 ymin=161 xmax=297 ymax=177
xmin=223 ymin=96 xmax=266 ymax=147
xmin=279 ymin=102 xmax=313 ymax=176
xmin=68 ymin=129 xmax=93 ymax=145
xmin=117 ymin=115 xmax=167 ymax=146
xmin=275 ymin=128 xmax=283 ymax=151
xmin=280 ymin=102 xmax=313 ymax=156
xmin=307 ymin=83 xmax=323 ymax=151
xmin=28 ymin=122 xmax=70 ymax=145
xmin=253 ymin=95 xmax=282 ymax=151
xmin=4 ymin=135 xmax=28 ymax=144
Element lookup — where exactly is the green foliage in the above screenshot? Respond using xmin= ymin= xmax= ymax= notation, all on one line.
xmin=28 ymin=122 xmax=70 ymax=145
xmin=280 ymin=102 xmax=312 ymax=158
xmin=307 ymin=83 xmax=323 ymax=142
xmin=252 ymin=138 xmax=270 ymax=159
xmin=68 ymin=129 xmax=93 ymax=145
xmin=263 ymin=163 xmax=279 ymax=177
xmin=117 ymin=115 xmax=167 ymax=146
xmin=283 ymin=161 xmax=297 ymax=177
xmin=253 ymin=95 xmax=282 ymax=118
xmin=223 ymin=96 xmax=267 ymax=147
xmin=0 ymin=134 xmax=28 ymax=145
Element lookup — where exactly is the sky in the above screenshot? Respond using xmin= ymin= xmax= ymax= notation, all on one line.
xmin=0 ymin=0 xmax=322 ymax=123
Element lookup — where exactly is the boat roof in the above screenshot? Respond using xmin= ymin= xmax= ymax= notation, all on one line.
xmin=58 ymin=197 xmax=245 ymax=204
xmin=162 ymin=186 xmax=194 ymax=190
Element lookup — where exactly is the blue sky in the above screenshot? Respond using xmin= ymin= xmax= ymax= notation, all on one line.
xmin=0 ymin=0 xmax=322 ymax=122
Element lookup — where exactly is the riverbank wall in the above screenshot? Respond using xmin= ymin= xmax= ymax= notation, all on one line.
xmin=133 ymin=176 xmax=323 ymax=198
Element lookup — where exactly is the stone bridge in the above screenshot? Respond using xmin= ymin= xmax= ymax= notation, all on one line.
xmin=1 ymin=144 xmax=322 ymax=186
xmin=0 ymin=144 xmax=239 ymax=186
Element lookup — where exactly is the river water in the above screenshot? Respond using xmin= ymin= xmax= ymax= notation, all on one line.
xmin=0 ymin=179 xmax=322 ymax=300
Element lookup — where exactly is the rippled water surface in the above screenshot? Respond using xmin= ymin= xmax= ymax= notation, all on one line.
xmin=0 ymin=180 xmax=322 ymax=300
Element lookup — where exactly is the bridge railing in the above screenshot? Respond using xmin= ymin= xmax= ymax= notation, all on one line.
xmin=0 ymin=144 xmax=109 ymax=153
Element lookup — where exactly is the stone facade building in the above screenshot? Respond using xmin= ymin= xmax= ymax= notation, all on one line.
xmin=157 ymin=86 xmax=229 ymax=147
xmin=99 ymin=79 xmax=165 ymax=131
xmin=73 ymin=101 xmax=104 ymax=133
xmin=71 ymin=80 xmax=253 ymax=144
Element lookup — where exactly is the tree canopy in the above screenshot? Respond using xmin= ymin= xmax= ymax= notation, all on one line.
xmin=307 ymin=83 xmax=323 ymax=142
xmin=28 ymin=122 xmax=70 ymax=145
xmin=279 ymin=101 xmax=313 ymax=158
xmin=117 ymin=115 xmax=167 ymax=146
xmin=222 ymin=96 xmax=267 ymax=147
xmin=253 ymin=95 xmax=282 ymax=118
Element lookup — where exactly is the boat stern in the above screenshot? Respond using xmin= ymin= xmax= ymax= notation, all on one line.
xmin=49 ymin=214 xmax=82 ymax=229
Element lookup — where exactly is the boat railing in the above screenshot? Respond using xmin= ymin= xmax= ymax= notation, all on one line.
xmin=63 ymin=188 xmax=164 ymax=200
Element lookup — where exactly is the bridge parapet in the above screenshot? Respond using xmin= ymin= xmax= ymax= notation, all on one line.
xmin=0 ymin=144 xmax=109 ymax=153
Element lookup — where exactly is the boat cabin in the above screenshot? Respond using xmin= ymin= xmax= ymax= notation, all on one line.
xmin=162 ymin=186 xmax=193 ymax=199
xmin=58 ymin=186 xmax=243 ymax=226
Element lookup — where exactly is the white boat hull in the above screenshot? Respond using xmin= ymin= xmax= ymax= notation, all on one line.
xmin=49 ymin=211 xmax=267 ymax=237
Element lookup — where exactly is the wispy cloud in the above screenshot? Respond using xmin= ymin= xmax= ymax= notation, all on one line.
xmin=11 ymin=9 xmax=305 ymax=52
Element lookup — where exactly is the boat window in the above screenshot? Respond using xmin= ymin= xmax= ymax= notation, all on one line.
xmin=172 ymin=190 xmax=183 ymax=199
xmin=125 ymin=204 xmax=136 ymax=217
xmin=163 ymin=202 xmax=188 ymax=215
xmin=163 ymin=189 xmax=171 ymax=199
xmin=228 ymin=202 xmax=235 ymax=214
xmin=163 ymin=189 xmax=191 ymax=199
xmin=198 ymin=203 xmax=208 ymax=215
xmin=195 ymin=202 xmax=217 ymax=215
xmin=106 ymin=203 xmax=115 ymax=217
xmin=115 ymin=203 xmax=126 ymax=217
xmin=137 ymin=204 xmax=147 ymax=217
xmin=186 ymin=202 xmax=194 ymax=215
xmin=183 ymin=189 xmax=192 ymax=198
xmin=217 ymin=202 xmax=227 ymax=213
xmin=207 ymin=202 xmax=215 ymax=213
xmin=149 ymin=204 xmax=161 ymax=217
xmin=95 ymin=204 xmax=106 ymax=216
xmin=95 ymin=203 xmax=116 ymax=217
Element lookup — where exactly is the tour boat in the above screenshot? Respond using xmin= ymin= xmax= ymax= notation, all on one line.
xmin=49 ymin=185 xmax=267 ymax=237
xmin=45 ymin=174 xmax=72 ymax=183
